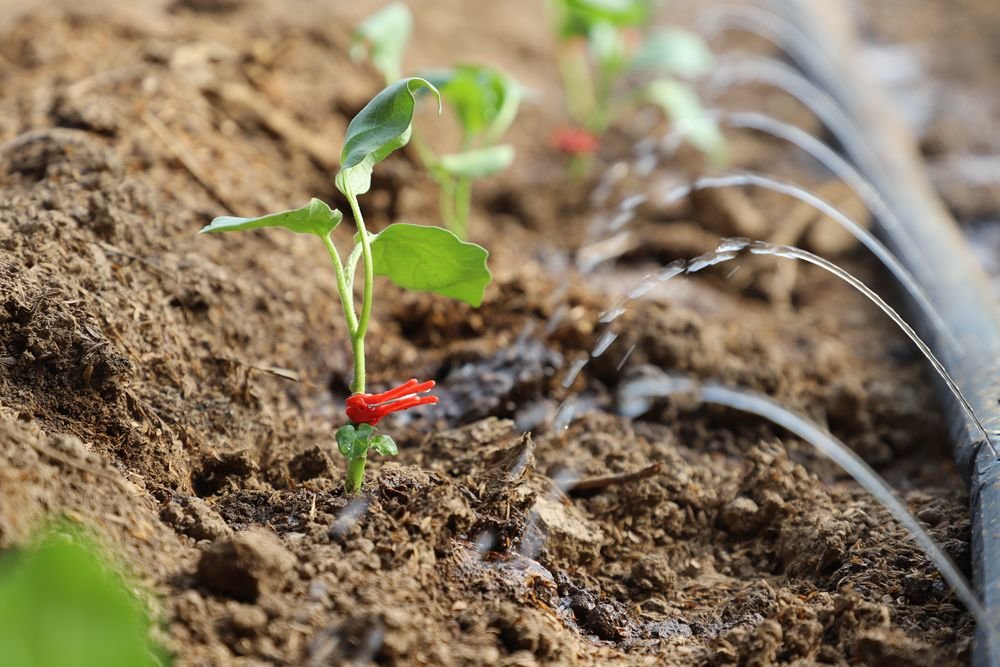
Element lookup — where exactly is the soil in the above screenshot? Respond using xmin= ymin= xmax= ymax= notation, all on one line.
xmin=0 ymin=0 xmax=993 ymax=665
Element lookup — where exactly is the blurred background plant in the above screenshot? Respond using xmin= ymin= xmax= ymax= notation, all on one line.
xmin=0 ymin=522 xmax=167 ymax=667
xmin=549 ymin=0 xmax=726 ymax=164
xmin=352 ymin=3 xmax=523 ymax=239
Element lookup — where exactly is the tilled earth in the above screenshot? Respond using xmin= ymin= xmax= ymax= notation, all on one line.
xmin=0 ymin=0 xmax=987 ymax=665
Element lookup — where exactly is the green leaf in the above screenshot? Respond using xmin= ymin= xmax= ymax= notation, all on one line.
xmin=421 ymin=66 xmax=522 ymax=144
xmin=631 ymin=28 xmax=714 ymax=78
xmin=644 ymin=80 xmax=727 ymax=166
xmin=369 ymin=223 xmax=491 ymax=307
xmin=350 ymin=2 xmax=412 ymax=84
xmin=356 ymin=423 xmax=375 ymax=440
xmin=336 ymin=77 xmax=442 ymax=197
xmin=200 ymin=198 xmax=343 ymax=237
xmin=0 ymin=526 xmax=165 ymax=667
xmin=336 ymin=424 xmax=358 ymax=457
xmin=556 ymin=0 xmax=650 ymax=38
xmin=437 ymin=145 xmax=515 ymax=179
xmin=370 ymin=434 xmax=398 ymax=457
xmin=587 ymin=20 xmax=629 ymax=77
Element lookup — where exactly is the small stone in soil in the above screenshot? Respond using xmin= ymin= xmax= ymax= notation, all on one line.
xmin=196 ymin=527 xmax=295 ymax=601
xmin=160 ymin=494 xmax=233 ymax=542
xmin=719 ymin=496 xmax=763 ymax=536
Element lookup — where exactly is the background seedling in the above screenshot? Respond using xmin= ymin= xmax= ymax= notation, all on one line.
xmin=550 ymin=0 xmax=726 ymax=164
xmin=350 ymin=2 xmax=412 ymax=84
xmin=420 ymin=66 xmax=522 ymax=238
xmin=352 ymin=4 xmax=522 ymax=239
xmin=201 ymin=78 xmax=493 ymax=494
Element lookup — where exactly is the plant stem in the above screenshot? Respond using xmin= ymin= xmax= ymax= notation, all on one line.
xmin=439 ymin=176 xmax=458 ymax=236
xmin=345 ymin=455 xmax=367 ymax=494
xmin=346 ymin=192 xmax=374 ymax=394
xmin=454 ymin=177 xmax=472 ymax=239
xmin=322 ymin=233 xmax=359 ymax=336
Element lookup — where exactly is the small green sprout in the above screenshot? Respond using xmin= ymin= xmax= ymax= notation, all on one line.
xmin=420 ymin=66 xmax=522 ymax=238
xmin=549 ymin=0 xmax=726 ymax=165
xmin=352 ymin=4 xmax=521 ymax=239
xmin=350 ymin=2 xmax=412 ymax=84
xmin=202 ymin=79 xmax=492 ymax=494
xmin=0 ymin=524 xmax=166 ymax=667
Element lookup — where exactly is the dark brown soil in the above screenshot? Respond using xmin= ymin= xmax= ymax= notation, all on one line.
xmin=0 ymin=1 xmax=991 ymax=665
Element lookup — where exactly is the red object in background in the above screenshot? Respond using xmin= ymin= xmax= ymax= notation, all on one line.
xmin=551 ymin=126 xmax=600 ymax=155
xmin=345 ymin=379 xmax=439 ymax=426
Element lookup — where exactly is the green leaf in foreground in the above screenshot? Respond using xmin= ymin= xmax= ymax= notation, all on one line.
xmin=350 ymin=2 xmax=412 ymax=84
xmin=437 ymin=145 xmax=515 ymax=179
xmin=336 ymin=77 xmax=442 ymax=197
xmin=369 ymin=223 xmax=491 ymax=307
xmin=0 ymin=526 xmax=165 ymax=667
xmin=644 ymin=80 xmax=727 ymax=166
xmin=199 ymin=198 xmax=343 ymax=237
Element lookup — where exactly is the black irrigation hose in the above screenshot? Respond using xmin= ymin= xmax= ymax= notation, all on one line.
xmin=774 ymin=1 xmax=1000 ymax=663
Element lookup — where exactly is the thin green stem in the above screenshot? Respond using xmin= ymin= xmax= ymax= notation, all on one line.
xmin=439 ymin=176 xmax=458 ymax=236
xmin=346 ymin=192 xmax=374 ymax=394
xmin=322 ymin=234 xmax=358 ymax=335
xmin=323 ymin=233 xmax=365 ymax=393
xmin=454 ymin=177 xmax=472 ymax=239
xmin=344 ymin=243 xmax=364 ymax=296
xmin=345 ymin=455 xmax=367 ymax=494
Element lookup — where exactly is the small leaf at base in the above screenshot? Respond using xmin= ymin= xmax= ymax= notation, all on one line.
xmin=370 ymin=434 xmax=398 ymax=457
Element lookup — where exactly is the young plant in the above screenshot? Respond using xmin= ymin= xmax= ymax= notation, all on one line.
xmin=350 ymin=2 xmax=412 ymax=84
xmin=352 ymin=4 xmax=522 ymax=239
xmin=201 ymin=78 xmax=492 ymax=494
xmin=549 ymin=0 xmax=725 ymax=164
xmin=420 ymin=66 xmax=521 ymax=239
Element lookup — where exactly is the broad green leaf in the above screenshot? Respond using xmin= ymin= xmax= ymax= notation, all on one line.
xmin=631 ymin=28 xmax=714 ymax=78
xmin=369 ymin=223 xmax=491 ymax=307
xmin=437 ymin=145 xmax=515 ymax=179
xmin=371 ymin=434 xmax=398 ymax=457
xmin=0 ymin=526 xmax=165 ymax=667
xmin=336 ymin=77 xmax=442 ymax=197
xmin=356 ymin=423 xmax=375 ymax=440
xmin=200 ymin=198 xmax=343 ymax=237
xmin=350 ymin=3 xmax=412 ymax=83
xmin=557 ymin=0 xmax=650 ymax=38
xmin=644 ymin=80 xmax=727 ymax=166
xmin=421 ymin=66 xmax=522 ymax=144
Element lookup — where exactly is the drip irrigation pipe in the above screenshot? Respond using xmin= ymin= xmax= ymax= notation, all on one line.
xmin=773 ymin=1 xmax=1000 ymax=663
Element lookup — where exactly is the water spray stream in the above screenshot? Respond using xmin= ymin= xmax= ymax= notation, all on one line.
xmin=665 ymin=171 xmax=963 ymax=354
xmin=745 ymin=240 xmax=996 ymax=457
xmin=718 ymin=110 xmax=930 ymax=275
xmin=617 ymin=369 xmax=997 ymax=650
xmin=705 ymin=56 xmax=886 ymax=191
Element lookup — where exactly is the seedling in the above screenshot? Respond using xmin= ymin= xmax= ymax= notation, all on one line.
xmin=352 ymin=4 xmax=522 ymax=239
xmin=420 ymin=66 xmax=521 ymax=238
xmin=201 ymin=79 xmax=492 ymax=494
xmin=549 ymin=0 xmax=725 ymax=164
xmin=350 ymin=2 xmax=412 ymax=84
